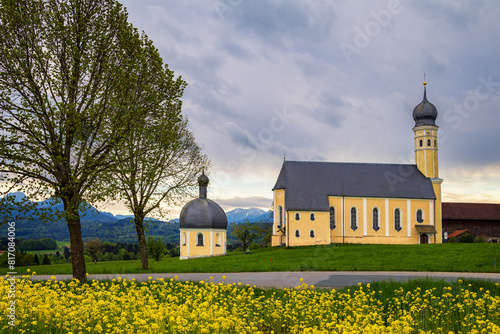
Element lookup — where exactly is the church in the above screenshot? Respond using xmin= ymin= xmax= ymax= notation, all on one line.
xmin=271 ymin=82 xmax=443 ymax=246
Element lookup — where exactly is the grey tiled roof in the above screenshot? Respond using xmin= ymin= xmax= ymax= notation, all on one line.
xmin=273 ymin=161 xmax=436 ymax=211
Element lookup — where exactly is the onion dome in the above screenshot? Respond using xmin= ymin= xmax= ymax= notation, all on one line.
xmin=413 ymin=82 xmax=438 ymax=127
xmin=179 ymin=172 xmax=228 ymax=229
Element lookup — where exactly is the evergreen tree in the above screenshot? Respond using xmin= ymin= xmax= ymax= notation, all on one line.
xmin=63 ymin=247 xmax=71 ymax=262
xmin=33 ymin=253 xmax=40 ymax=265
xmin=42 ymin=254 xmax=51 ymax=265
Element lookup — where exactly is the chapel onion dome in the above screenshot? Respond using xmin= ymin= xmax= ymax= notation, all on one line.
xmin=412 ymin=82 xmax=438 ymax=127
xmin=179 ymin=172 xmax=228 ymax=230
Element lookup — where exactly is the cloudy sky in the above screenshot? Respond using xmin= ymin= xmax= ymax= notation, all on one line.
xmin=114 ymin=0 xmax=500 ymax=217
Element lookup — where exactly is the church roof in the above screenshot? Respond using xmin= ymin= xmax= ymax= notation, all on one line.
xmin=179 ymin=172 xmax=228 ymax=229
xmin=273 ymin=161 xmax=436 ymax=211
xmin=413 ymin=83 xmax=438 ymax=127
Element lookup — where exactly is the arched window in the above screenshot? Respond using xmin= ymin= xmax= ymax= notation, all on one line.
xmin=416 ymin=209 xmax=424 ymax=223
xmin=196 ymin=232 xmax=204 ymax=246
xmin=394 ymin=208 xmax=402 ymax=232
xmin=330 ymin=207 xmax=336 ymax=230
xmin=215 ymin=233 xmax=221 ymax=247
xmin=350 ymin=207 xmax=358 ymax=231
xmin=310 ymin=213 xmax=315 ymax=221
xmin=182 ymin=232 xmax=186 ymax=246
xmin=419 ymin=139 xmax=423 ymax=147
xmin=295 ymin=213 xmax=300 ymax=221
xmin=434 ymin=140 xmax=437 ymax=147
xmin=427 ymin=139 xmax=431 ymax=146
xmin=310 ymin=230 xmax=315 ymax=238
xmin=372 ymin=207 xmax=379 ymax=231
xmin=295 ymin=229 xmax=300 ymax=237
xmin=277 ymin=205 xmax=283 ymax=229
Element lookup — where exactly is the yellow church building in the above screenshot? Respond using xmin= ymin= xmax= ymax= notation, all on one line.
xmin=271 ymin=82 xmax=443 ymax=246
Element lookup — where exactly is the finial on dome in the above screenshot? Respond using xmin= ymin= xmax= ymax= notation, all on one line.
xmin=412 ymin=79 xmax=438 ymax=127
xmin=198 ymin=166 xmax=209 ymax=198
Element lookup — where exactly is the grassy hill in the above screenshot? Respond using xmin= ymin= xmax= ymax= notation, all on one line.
xmin=3 ymin=243 xmax=499 ymax=276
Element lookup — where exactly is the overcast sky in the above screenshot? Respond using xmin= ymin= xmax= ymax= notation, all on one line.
xmin=113 ymin=0 xmax=500 ymax=217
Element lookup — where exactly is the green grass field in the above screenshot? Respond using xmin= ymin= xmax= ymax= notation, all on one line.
xmin=3 ymin=242 xmax=499 ymax=276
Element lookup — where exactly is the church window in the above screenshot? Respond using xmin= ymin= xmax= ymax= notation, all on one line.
xmin=434 ymin=140 xmax=437 ymax=147
xmin=310 ymin=213 xmax=315 ymax=221
xmin=310 ymin=230 xmax=315 ymax=238
xmin=295 ymin=213 xmax=300 ymax=221
xmin=372 ymin=207 xmax=379 ymax=231
xmin=427 ymin=139 xmax=431 ymax=146
xmin=394 ymin=208 xmax=402 ymax=232
xmin=277 ymin=205 xmax=283 ymax=229
xmin=350 ymin=207 xmax=358 ymax=231
xmin=196 ymin=232 xmax=204 ymax=246
xmin=419 ymin=139 xmax=423 ymax=147
xmin=295 ymin=229 xmax=300 ymax=237
xmin=330 ymin=207 xmax=336 ymax=230
xmin=182 ymin=232 xmax=186 ymax=246
xmin=215 ymin=233 xmax=221 ymax=247
xmin=416 ymin=209 xmax=424 ymax=223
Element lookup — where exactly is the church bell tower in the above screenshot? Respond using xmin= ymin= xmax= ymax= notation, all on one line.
xmin=412 ymin=81 xmax=442 ymax=243
xmin=413 ymin=81 xmax=439 ymax=178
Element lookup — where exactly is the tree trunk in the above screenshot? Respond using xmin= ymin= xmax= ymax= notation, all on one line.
xmin=134 ymin=216 xmax=148 ymax=270
xmin=67 ymin=217 xmax=87 ymax=282
xmin=61 ymin=191 xmax=87 ymax=282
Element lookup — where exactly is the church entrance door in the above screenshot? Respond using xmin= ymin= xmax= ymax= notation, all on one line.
xmin=420 ymin=233 xmax=428 ymax=244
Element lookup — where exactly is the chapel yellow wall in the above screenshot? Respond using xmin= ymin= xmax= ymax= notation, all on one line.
xmin=179 ymin=229 xmax=226 ymax=259
xmin=286 ymin=211 xmax=330 ymax=246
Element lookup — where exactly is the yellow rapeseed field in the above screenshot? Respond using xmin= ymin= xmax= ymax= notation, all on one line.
xmin=1 ymin=272 xmax=500 ymax=333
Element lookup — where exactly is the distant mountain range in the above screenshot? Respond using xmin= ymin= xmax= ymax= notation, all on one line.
xmin=0 ymin=192 xmax=272 ymax=242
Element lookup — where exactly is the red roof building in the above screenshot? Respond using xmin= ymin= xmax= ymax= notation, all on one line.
xmin=442 ymin=203 xmax=500 ymax=243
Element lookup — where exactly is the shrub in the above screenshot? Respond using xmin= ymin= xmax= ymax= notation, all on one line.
xmin=249 ymin=243 xmax=261 ymax=251
xmin=459 ymin=234 xmax=475 ymax=243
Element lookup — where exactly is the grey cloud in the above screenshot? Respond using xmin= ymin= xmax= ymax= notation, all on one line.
xmin=229 ymin=1 xmax=336 ymax=46
xmin=214 ymin=196 xmax=272 ymax=210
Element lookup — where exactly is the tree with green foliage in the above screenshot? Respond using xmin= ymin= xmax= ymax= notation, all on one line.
xmin=106 ymin=83 xmax=208 ymax=270
xmin=147 ymin=237 xmax=165 ymax=261
xmin=230 ymin=220 xmax=267 ymax=252
xmin=85 ymin=238 xmax=103 ymax=263
xmin=0 ymin=0 xmax=168 ymax=282
xmin=33 ymin=253 xmax=40 ymax=266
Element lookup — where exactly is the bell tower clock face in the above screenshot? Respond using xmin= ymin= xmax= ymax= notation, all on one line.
xmin=426 ymin=130 xmax=431 ymax=135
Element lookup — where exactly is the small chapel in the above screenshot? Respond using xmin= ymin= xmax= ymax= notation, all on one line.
xmin=179 ymin=171 xmax=228 ymax=259
xmin=271 ymin=82 xmax=443 ymax=246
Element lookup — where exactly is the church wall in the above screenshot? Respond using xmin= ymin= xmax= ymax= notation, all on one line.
xmin=326 ymin=196 xmax=437 ymax=245
xmin=328 ymin=196 xmax=343 ymax=242
xmin=342 ymin=197 xmax=365 ymax=238
xmin=364 ymin=198 xmax=387 ymax=238
xmin=432 ymin=181 xmax=443 ymax=243
xmin=286 ymin=211 xmax=329 ymax=246
xmin=272 ymin=189 xmax=286 ymax=246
